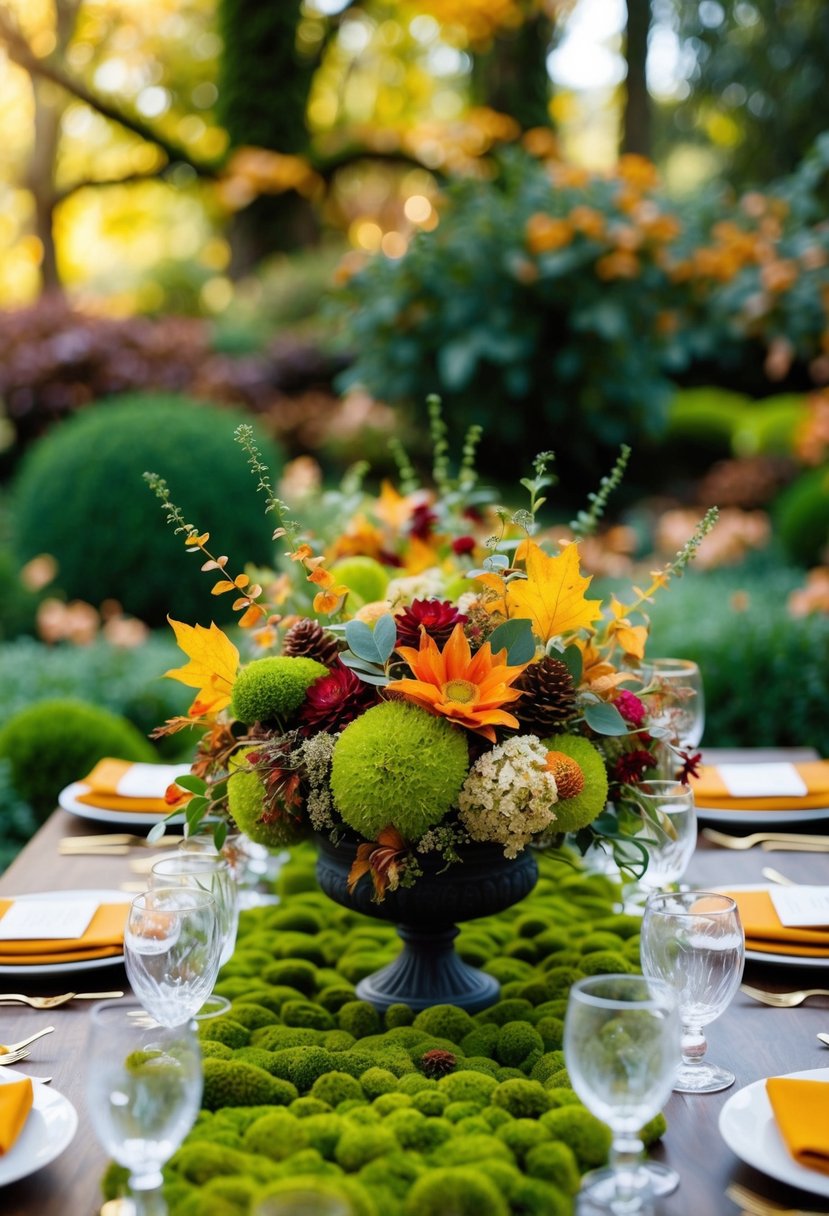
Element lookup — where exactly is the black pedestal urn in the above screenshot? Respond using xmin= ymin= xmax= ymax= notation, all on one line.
xmin=315 ymin=834 xmax=538 ymax=1014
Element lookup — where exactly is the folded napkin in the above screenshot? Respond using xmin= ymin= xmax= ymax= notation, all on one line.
xmin=695 ymin=761 xmax=829 ymax=810
xmin=724 ymin=888 xmax=829 ymax=957
xmin=767 ymin=1077 xmax=829 ymax=1174
xmin=75 ymin=759 xmax=187 ymax=813
xmin=0 ymin=1077 xmax=33 ymax=1155
xmin=0 ymin=900 xmax=127 ymax=965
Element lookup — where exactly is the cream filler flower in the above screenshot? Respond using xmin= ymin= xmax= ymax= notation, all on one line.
xmin=458 ymin=735 xmax=559 ymax=858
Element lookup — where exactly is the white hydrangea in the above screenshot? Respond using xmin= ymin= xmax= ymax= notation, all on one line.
xmin=458 ymin=734 xmax=559 ymax=858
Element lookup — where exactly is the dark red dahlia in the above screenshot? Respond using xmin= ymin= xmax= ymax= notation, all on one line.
xmin=451 ymin=535 xmax=476 ymax=556
xmin=615 ymin=690 xmax=647 ymax=728
xmin=420 ymin=1049 xmax=457 ymax=1078
xmin=396 ymin=599 xmax=468 ymax=650
xmin=613 ymin=748 xmax=658 ymax=785
xmin=409 ymin=502 xmax=438 ymax=540
xmin=298 ymin=660 xmax=379 ymax=735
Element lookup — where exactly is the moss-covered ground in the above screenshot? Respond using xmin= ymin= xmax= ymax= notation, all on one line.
xmin=103 ymin=845 xmax=664 ymax=1215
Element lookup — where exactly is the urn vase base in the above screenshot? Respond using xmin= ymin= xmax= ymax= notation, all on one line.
xmin=356 ymin=924 xmax=499 ymax=1013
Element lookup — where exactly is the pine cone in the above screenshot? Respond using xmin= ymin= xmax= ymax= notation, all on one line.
xmin=282 ymin=618 xmax=341 ymax=667
xmin=514 ymin=657 xmax=577 ymax=734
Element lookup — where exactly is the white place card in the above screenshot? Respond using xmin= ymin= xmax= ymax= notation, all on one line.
xmin=770 ymin=886 xmax=829 ymax=929
xmin=717 ymin=763 xmax=808 ymax=799
xmin=0 ymin=898 xmax=98 ymax=940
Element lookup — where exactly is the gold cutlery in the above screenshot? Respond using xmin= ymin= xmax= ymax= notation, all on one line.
xmin=760 ymin=867 xmax=798 ymax=886
xmin=60 ymin=833 xmax=181 ymax=850
xmin=727 ymin=1181 xmax=827 ymax=1215
xmin=703 ymin=828 xmax=829 ymax=850
xmin=741 ymin=983 xmax=829 ymax=1008
xmin=0 ymin=1026 xmax=55 ymax=1054
xmin=0 ymin=990 xmax=123 ymax=1008
xmin=0 ymin=1047 xmax=31 ymax=1066
xmin=760 ymin=841 xmax=829 ymax=853
xmin=59 ymin=844 xmax=132 ymax=856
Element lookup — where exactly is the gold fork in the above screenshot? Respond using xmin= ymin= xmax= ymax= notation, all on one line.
xmin=703 ymin=828 xmax=829 ymax=850
xmin=741 ymin=983 xmax=829 ymax=1007
xmin=727 ymin=1181 xmax=827 ymax=1215
xmin=0 ymin=1047 xmax=31 ymax=1066
xmin=0 ymin=990 xmax=123 ymax=1008
xmin=0 ymin=1026 xmax=55 ymax=1054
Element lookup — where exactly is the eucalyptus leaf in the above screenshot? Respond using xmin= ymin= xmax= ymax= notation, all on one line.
xmin=488 ymin=618 xmax=536 ymax=664
xmin=372 ymin=613 xmax=398 ymax=662
xmin=344 ymin=619 xmax=384 ymax=663
xmin=339 ymin=652 xmax=386 ymax=676
xmin=583 ymin=701 xmax=629 ymax=736
xmin=560 ymin=644 xmax=583 ymax=684
xmin=483 ymin=554 xmax=510 ymax=570
xmin=347 ymin=670 xmax=390 ymax=686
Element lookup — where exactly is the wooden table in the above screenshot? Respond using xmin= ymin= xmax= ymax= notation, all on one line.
xmin=2 ymin=759 xmax=829 ymax=1215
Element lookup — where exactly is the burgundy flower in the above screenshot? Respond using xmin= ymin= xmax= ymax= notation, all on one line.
xmin=298 ymin=660 xmax=379 ymax=735
xmin=451 ymin=535 xmax=476 ymax=555
xmin=613 ymin=748 xmax=657 ymax=785
xmin=420 ymin=1049 xmax=457 ymax=1078
xmin=677 ymin=749 xmax=703 ymax=784
xmin=615 ymin=690 xmax=647 ymax=728
xmin=409 ymin=503 xmax=438 ymax=540
xmin=395 ymin=598 xmax=468 ymax=650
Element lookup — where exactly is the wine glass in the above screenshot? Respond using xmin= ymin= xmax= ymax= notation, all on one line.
xmin=124 ymin=887 xmax=222 ymax=1028
xmin=86 ymin=998 xmax=202 ymax=1216
xmin=180 ymin=828 xmax=281 ymax=909
xmin=640 ymin=658 xmax=705 ymax=751
xmin=565 ymin=973 xmax=680 ymax=1211
xmin=615 ymin=780 xmax=697 ymax=911
xmin=150 ymin=854 xmax=239 ymax=1018
xmin=640 ymin=891 xmax=744 ymax=1093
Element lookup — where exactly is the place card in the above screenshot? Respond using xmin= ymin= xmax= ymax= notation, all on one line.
xmin=770 ymin=886 xmax=829 ymax=929
xmin=0 ymin=898 xmax=98 ymax=940
xmin=717 ymin=763 xmax=808 ymax=799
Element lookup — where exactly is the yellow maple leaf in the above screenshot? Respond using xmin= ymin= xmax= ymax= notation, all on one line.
xmin=374 ymin=480 xmax=413 ymax=531
xmin=506 ymin=541 xmax=601 ymax=644
xmin=164 ymin=618 xmax=240 ymax=715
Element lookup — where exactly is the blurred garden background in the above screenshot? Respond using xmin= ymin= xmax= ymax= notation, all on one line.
xmin=0 ymin=0 xmax=828 ymax=870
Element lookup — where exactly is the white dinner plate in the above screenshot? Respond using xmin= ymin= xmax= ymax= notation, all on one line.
xmin=0 ymin=1071 xmax=78 ymax=1186
xmin=0 ymin=889 xmax=130 ymax=977
xmin=59 ymin=781 xmax=185 ymax=829
xmin=697 ymin=805 xmax=829 ymax=827
xmin=720 ymin=1066 xmax=829 ymax=1198
xmin=715 ymin=884 xmax=829 ymax=970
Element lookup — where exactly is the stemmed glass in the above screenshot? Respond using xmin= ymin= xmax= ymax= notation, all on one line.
xmin=640 ymin=891 xmax=745 ymax=1093
xmin=124 ymin=887 xmax=222 ymax=1028
xmin=640 ymin=658 xmax=705 ymax=751
xmin=565 ymin=973 xmax=680 ymax=1211
xmin=86 ymin=998 xmax=202 ymax=1216
xmin=150 ymin=854 xmax=239 ymax=1019
xmin=179 ymin=828 xmax=282 ymax=909
xmin=615 ymin=781 xmax=697 ymax=911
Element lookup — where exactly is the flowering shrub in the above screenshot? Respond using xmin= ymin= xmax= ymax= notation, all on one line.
xmin=149 ymin=408 xmax=715 ymax=894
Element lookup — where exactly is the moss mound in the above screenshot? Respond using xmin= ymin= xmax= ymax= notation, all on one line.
xmin=331 ymin=701 xmax=469 ymax=840
xmin=0 ymin=697 xmax=156 ymax=822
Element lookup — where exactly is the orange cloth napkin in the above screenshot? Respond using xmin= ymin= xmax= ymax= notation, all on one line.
xmin=0 ymin=900 xmax=127 ymax=965
xmin=695 ymin=761 xmax=829 ymax=810
xmin=75 ymin=758 xmax=185 ymax=814
xmin=724 ymin=888 xmax=829 ymax=957
xmin=0 ymin=1077 xmax=33 ymax=1155
xmin=767 ymin=1077 xmax=829 ymax=1174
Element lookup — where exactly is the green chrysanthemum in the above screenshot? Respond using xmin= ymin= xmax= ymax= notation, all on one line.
xmin=540 ymin=734 xmax=608 ymax=832
xmin=330 ymin=701 xmax=469 ymax=841
xmin=230 ymin=657 xmax=327 ymax=725
xmin=227 ymin=747 xmax=305 ymax=847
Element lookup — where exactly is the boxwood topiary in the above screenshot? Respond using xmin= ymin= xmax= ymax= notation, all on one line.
xmin=12 ymin=394 xmax=282 ymax=626
xmin=0 ymin=697 xmax=156 ymax=822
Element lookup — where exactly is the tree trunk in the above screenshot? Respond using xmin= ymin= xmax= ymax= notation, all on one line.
xmin=470 ymin=12 xmax=555 ymax=131
xmin=622 ymin=0 xmax=651 ymax=157
xmin=28 ymin=80 xmax=64 ymax=294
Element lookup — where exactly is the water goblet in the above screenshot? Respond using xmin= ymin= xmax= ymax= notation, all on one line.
xmin=180 ymin=828 xmax=281 ymax=909
xmin=615 ymin=780 xmax=697 ymax=911
xmin=124 ymin=887 xmax=222 ymax=1028
xmin=640 ymin=890 xmax=744 ymax=1093
xmin=86 ymin=998 xmax=202 ymax=1216
xmin=565 ymin=973 xmax=680 ymax=1211
xmin=150 ymin=854 xmax=239 ymax=1018
xmin=640 ymin=658 xmax=705 ymax=751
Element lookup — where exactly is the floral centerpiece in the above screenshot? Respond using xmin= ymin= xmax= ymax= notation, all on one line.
xmin=148 ymin=402 xmax=715 ymax=906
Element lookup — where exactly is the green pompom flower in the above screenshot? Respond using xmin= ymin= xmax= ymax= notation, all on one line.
xmin=231 ymin=656 xmax=327 ymax=725
xmin=331 ymin=701 xmax=469 ymax=841
xmin=540 ymin=734 xmax=608 ymax=832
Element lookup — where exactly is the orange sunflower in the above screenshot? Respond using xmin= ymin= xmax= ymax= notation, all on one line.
xmin=387 ymin=623 xmax=529 ymax=743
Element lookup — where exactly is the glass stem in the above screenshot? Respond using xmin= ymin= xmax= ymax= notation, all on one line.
xmin=128 ymin=1171 xmax=167 ymax=1216
xmin=680 ymin=1023 xmax=707 ymax=1069
xmin=609 ymin=1134 xmax=646 ymax=1207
